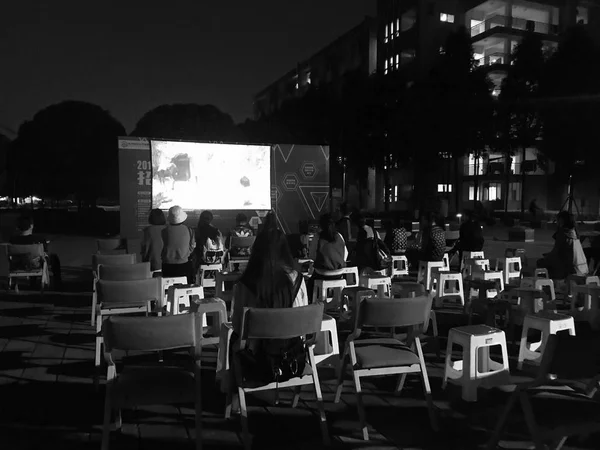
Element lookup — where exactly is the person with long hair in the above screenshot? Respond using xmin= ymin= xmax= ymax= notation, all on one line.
xmin=353 ymin=213 xmax=390 ymax=272
xmin=231 ymin=212 xmax=308 ymax=335
xmin=142 ymin=208 xmax=166 ymax=272
xmin=537 ymin=211 xmax=588 ymax=278
xmin=194 ymin=210 xmax=224 ymax=264
xmin=161 ymin=206 xmax=195 ymax=283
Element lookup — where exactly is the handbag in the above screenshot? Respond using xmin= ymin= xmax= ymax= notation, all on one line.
xmin=236 ymin=275 xmax=307 ymax=384
xmin=373 ymin=238 xmax=392 ymax=271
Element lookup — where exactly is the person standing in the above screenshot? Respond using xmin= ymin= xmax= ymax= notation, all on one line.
xmin=141 ymin=209 xmax=166 ymax=272
xmin=161 ymin=206 xmax=195 ymax=283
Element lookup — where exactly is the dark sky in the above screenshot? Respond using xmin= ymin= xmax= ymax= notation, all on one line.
xmin=0 ymin=0 xmax=375 ymax=133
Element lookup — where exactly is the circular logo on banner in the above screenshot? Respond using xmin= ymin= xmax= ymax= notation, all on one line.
xmin=282 ymin=172 xmax=299 ymax=191
xmin=301 ymin=161 xmax=318 ymax=180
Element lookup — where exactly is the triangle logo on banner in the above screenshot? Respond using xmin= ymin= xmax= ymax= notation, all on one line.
xmin=275 ymin=144 xmax=294 ymax=163
xmin=320 ymin=146 xmax=330 ymax=161
xmin=310 ymin=192 xmax=328 ymax=212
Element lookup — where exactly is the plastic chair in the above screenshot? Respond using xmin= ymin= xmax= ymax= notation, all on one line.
xmin=95 ymin=279 xmax=162 ymax=376
xmin=232 ymin=303 xmax=329 ymax=450
xmin=101 ymin=314 xmax=203 ymax=450
xmin=90 ymin=254 xmax=138 ymax=326
xmin=97 ymin=238 xmax=125 ymax=253
xmin=216 ymin=271 xmax=241 ymax=313
xmin=334 ymin=296 xmax=438 ymax=440
xmin=0 ymin=243 xmax=49 ymax=294
xmin=314 ymin=314 xmax=340 ymax=368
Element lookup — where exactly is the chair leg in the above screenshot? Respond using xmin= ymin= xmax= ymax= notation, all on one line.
xmin=520 ymin=393 xmax=546 ymax=450
xmin=310 ymin=353 xmax=330 ymax=446
xmin=91 ymin=290 xmax=97 ymax=326
xmin=95 ymin=318 xmax=103 ymax=390
xmin=101 ymin=388 xmax=112 ymax=450
xmin=416 ymin=339 xmax=438 ymax=432
xmin=292 ymin=386 xmax=301 ymax=408
xmin=238 ymin=387 xmax=251 ymax=450
xmin=115 ymin=409 xmax=122 ymax=430
xmin=395 ymin=374 xmax=407 ymax=395
xmin=225 ymin=390 xmax=233 ymax=419
xmin=486 ymin=391 xmax=518 ymax=450
xmin=353 ymin=371 xmax=369 ymax=441
xmin=334 ymin=347 xmax=349 ymax=404
xmin=195 ymin=387 xmax=203 ymax=450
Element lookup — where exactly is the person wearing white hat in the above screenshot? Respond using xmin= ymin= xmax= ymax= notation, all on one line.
xmin=161 ymin=205 xmax=195 ymax=282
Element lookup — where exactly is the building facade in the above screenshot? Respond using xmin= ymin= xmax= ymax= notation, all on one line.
xmin=253 ymin=17 xmax=378 ymax=120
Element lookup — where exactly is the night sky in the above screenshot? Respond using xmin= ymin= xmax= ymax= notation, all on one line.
xmin=0 ymin=0 xmax=375 ymax=133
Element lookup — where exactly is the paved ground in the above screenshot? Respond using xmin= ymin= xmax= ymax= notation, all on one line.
xmin=1 ymin=227 xmax=600 ymax=449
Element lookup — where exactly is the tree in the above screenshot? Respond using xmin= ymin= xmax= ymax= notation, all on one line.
xmin=9 ymin=101 xmax=126 ymax=203
xmin=539 ymin=25 xmax=600 ymax=213
xmin=131 ymin=104 xmax=246 ymax=142
xmin=498 ymin=29 xmax=546 ymax=218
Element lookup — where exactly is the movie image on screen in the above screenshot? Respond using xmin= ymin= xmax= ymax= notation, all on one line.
xmin=151 ymin=141 xmax=271 ymax=210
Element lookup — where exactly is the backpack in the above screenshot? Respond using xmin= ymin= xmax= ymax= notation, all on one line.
xmin=236 ymin=275 xmax=307 ymax=384
xmin=202 ymin=233 xmax=224 ymax=264
xmin=232 ymin=226 xmax=253 ymax=238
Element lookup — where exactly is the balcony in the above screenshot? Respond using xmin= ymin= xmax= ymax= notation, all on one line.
xmin=463 ymin=161 xmax=544 ymax=177
xmin=471 ymin=15 xmax=558 ymax=39
xmin=475 ymin=52 xmax=509 ymax=67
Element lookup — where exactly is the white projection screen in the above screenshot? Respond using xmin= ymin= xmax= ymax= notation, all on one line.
xmin=151 ymin=140 xmax=271 ymax=210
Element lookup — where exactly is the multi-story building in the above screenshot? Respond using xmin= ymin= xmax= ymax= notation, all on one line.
xmin=377 ymin=0 xmax=600 ymax=215
xmin=252 ymin=17 xmax=377 ymax=119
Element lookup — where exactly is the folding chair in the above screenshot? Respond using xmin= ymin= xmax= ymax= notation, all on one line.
xmin=101 ymin=314 xmax=204 ymax=450
xmin=91 ymin=254 xmax=137 ymax=326
xmin=487 ymin=333 xmax=600 ymax=450
xmin=334 ymin=295 xmax=438 ymax=440
xmin=232 ymin=303 xmax=329 ymax=450
xmin=0 ymin=243 xmax=49 ymax=293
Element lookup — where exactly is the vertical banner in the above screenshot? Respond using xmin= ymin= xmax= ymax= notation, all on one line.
xmin=272 ymin=144 xmax=330 ymax=234
xmin=118 ymin=137 xmax=152 ymax=239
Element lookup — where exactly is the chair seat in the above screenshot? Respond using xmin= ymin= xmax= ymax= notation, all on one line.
xmin=110 ymin=366 xmax=195 ymax=408
xmin=240 ymin=362 xmax=313 ymax=389
xmin=354 ymin=342 xmax=420 ymax=369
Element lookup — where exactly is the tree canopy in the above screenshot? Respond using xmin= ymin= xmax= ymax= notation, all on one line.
xmin=9 ymin=101 xmax=125 ymax=202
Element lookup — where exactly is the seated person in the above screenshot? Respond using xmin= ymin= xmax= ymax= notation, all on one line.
xmin=227 ymin=213 xmax=254 ymax=259
xmin=383 ymin=219 xmax=408 ymax=255
xmin=451 ymin=210 xmax=484 ymax=267
xmin=307 ymin=214 xmax=349 ymax=296
xmin=537 ymin=211 xmax=588 ymax=279
xmin=194 ymin=210 xmax=225 ymax=267
xmin=161 ymin=206 xmax=195 ymax=283
xmin=10 ymin=216 xmax=62 ymax=288
xmin=405 ymin=212 xmax=446 ymax=270
xmin=354 ymin=213 xmax=391 ymax=273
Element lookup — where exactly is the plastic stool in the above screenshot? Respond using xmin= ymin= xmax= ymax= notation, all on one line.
xmin=392 ymin=281 xmax=425 ymax=298
xmin=197 ymin=264 xmax=223 ymax=288
xmin=521 ymin=267 xmax=549 ymax=279
xmin=461 ymin=251 xmax=485 ymax=270
xmin=520 ymin=278 xmax=556 ymax=301
xmin=359 ymin=274 xmax=391 ymax=297
xmin=517 ymin=312 xmax=575 ymax=370
xmin=433 ymin=272 xmax=464 ymax=309
xmin=443 ymin=325 xmax=510 ymax=402
xmin=314 ymin=315 xmax=340 ymax=367
xmin=313 ymin=278 xmax=347 ymax=310
xmin=571 ymin=284 xmax=600 ymax=313
xmin=417 ymin=260 xmax=447 ymax=291
xmin=462 ymin=258 xmax=491 ymax=279
xmin=495 ymin=257 xmax=522 ymax=286
xmin=464 ymin=280 xmax=499 ymax=325
xmin=167 ymin=285 xmax=205 ymax=319
xmin=391 ymin=255 xmax=409 ymax=277
xmin=568 ymin=275 xmax=600 ymax=300
xmin=340 ymin=266 xmax=359 ymax=287
xmin=160 ymin=276 xmax=188 ymax=309
xmin=471 ymin=269 xmax=504 ymax=296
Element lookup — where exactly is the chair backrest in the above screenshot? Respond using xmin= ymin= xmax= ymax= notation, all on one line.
xmin=392 ymin=282 xmax=426 ymax=298
xmin=103 ymin=314 xmax=202 ymax=352
xmin=8 ymin=243 xmax=45 ymax=258
xmin=539 ymin=333 xmax=600 ymax=381
xmin=92 ymin=253 xmax=136 ymax=272
xmin=97 ymin=238 xmax=124 ymax=252
xmin=98 ymin=262 xmax=151 ymax=281
xmin=0 ymin=244 xmax=9 ymax=276
xmin=97 ymin=278 xmax=162 ymax=305
xmin=229 ymin=236 xmax=256 ymax=251
xmin=357 ymin=295 xmax=432 ymax=330
xmin=240 ymin=303 xmax=324 ymax=340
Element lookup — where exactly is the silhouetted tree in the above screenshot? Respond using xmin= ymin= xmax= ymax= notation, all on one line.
xmin=499 ymin=29 xmax=546 ymax=218
xmin=9 ymin=101 xmax=125 ymax=203
xmin=539 ymin=25 xmax=600 ymax=212
xmin=0 ymin=133 xmax=10 ymax=196
xmin=131 ymin=104 xmax=246 ymax=142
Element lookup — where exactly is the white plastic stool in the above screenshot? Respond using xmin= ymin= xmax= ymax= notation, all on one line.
xmin=313 ymin=278 xmax=347 ymax=307
xmin=461 ymin=251 xmax=485 ymax=270
xmin=197 ymin=264 xmax=223 ymax=288
xmin=520 ymin=278 xmax=556 ymax=301
xmin=359 ymin=274 xmax=392 ymax=297
xmin=568 ymin=275 xmax=600 ymax=301
xmin=160 ymin=276 xmax=188 ymax=309
xmin=167 ymin=285 xmax=205 ymax=317
xmin=443 ymin=325 xmax=510 ymax=402
xmin=517 ymin=312 xmax=575 ymax=370
xmin=462 ymin=259 xmax=490 ymax=279
xmin=314 ymin=315 xmax=340 ymax=367
xmin=495 ymin=257 xmax=522 ymax=286
xmin=443 ymin=253 xmax=450 ymax=270
xmin=471 ymin=269 xmax=504 ymax=297
xmin=433 ymin=272 xmax=465 ymax=308
xmin=340 ymin=266 xmax=359 ymax=287
xmin=571 ymin=284 xmax=600 ymax=313
xmin=417 ymin=260 xmax=447 ymax=291
xmin=391 ymin=255 xmax=409 ymax=277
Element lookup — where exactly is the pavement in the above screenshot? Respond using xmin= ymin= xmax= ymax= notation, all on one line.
xmin=1 ymin=227 xmax=599 ymax=449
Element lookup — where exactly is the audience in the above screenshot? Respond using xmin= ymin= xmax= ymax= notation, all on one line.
xmin=231 ymin=213 xmax=254 ymax=237
xmin=452 ymin=210 xmax=484 ymax=266
xmin=537 ymin=211 xmax=588 ymax=279
xmin=194 ymin=210 xmax=224 ymax=265
xmin=406 ymin=212 xmax=446 ymax=269
xmin=383 ymin=219 xmax=408 ymax=255
xmin=231 ymin=213 xmax=308 ymax=336
xmin=354 ymin=213 xmax=390 ymax=272
xmin=141 ymin=208 xmax=166 ymax=272
xmin=336 ymin=203 xmax=353 ymax=243
xmin=161 ymin=206 xmax=195 ymax=283
xmin=10 ymin=216 xmax=62 ymax=289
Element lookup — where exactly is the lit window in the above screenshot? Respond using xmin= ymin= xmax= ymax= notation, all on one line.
xmin=306 ymin=73 xmax=311 ymax=84
xmin=384 ymin=59 xmax=388 ymax=74
xmin=440 ymin=13 xmax=455 ymax=23
xmin=394 ymin=185 xmax=399 ymax=202
xmin=396 ymin=18 xmax=400 ymax=35
xmin=395 ymin=53 xmax=400 ymax=68
xmin=468 ymin=186 xmax=481 ymax=201
xmin=391 ymin=21 xmax=395 ymax=37
xmin=389 ymin=56 xmax=394 ymax=70
xmin=295 ymin=83 xmax=299 ymax=89
xmin=439 ymin=46 xmax=445 ymax=55
xmin=385 ymin=24 xmax=389 ymax=42
xmin=438 ymin=184 xmax=453 ymax=193
xmin=487 ymin=183 xmax=501 ymax=201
